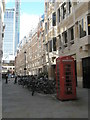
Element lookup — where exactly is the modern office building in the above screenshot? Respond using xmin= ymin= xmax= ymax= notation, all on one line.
xmin=15 ymin=0 xmax=20 ymax=55
xmin=3 ymin=8 xmax=15 ymax=61
xmin=2 ymin=8 xmax=15 ymax=74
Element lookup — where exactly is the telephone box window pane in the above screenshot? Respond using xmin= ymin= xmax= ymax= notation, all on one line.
xmin=66 ymin=87 xmax=72 ymax=94
xmin=64 ymin=64 xmax=72 ymax=94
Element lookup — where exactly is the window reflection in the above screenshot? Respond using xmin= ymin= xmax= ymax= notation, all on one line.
xmin=88 ymin=16 xmax=90 ymax=35
xmin=79 ymin=17 xmax=87 ymax=38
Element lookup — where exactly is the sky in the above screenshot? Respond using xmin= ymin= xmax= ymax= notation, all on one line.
xmin=6 ymin=1 xmax=44 ymax=41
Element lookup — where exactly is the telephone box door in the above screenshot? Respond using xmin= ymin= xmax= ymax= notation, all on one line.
xmin=63 ymin=61 xmax=76 ymax=99
xmin=56 ymin=56 xmax=76 ymax=100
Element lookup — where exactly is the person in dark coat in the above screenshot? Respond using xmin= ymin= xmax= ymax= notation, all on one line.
xmin=14 ymin=75 xmax=17 ymax=84
xmin=5 ymin=74 xmax=8 ymax=84
xmin=31 ymin=76 xmax=36 ymax=96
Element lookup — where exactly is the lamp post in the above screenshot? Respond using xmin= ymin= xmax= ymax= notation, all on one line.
xmin=24 ymin=51 xmax=26 ymax=76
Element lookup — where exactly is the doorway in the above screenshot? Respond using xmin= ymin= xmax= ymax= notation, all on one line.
xmin=75 ymin=60 xmax=77 ymax=86
xmin=82 ymin=57 xmax=90 ymax=88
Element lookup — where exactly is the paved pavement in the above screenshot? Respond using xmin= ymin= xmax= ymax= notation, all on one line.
xmin=0 ymin=80 xmax=2 ymax=119
xmin=2 ymin=78 xmax=88 ymax=118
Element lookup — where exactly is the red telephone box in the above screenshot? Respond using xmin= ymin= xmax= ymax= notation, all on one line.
xmin=56 ymin=56 xmax=76 ymax=100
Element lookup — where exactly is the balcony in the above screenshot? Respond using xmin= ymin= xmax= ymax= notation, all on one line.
xmin=79 ymin=35 xmax=90 ymax=47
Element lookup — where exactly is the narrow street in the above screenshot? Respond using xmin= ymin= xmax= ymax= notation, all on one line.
xmin=2 ymin=78 xmax=88 ymax=118
xmin=0 ymin=80 xmax=2 ymax=119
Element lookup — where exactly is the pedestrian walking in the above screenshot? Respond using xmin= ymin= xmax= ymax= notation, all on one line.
xmin=31 ymin=76 xmax=36 ymax=96
xmin=14 ymin=75 xmax=17 ymax=84
xmin=5 ymin=74 xmax=8 ymax=84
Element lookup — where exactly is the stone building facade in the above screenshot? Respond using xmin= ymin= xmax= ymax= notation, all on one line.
xmin=15 ymin=16 xmax=46 ymax=76
xmin=15 ymin=1 xmax=90 ymax=88
xmin=44 ymin=1 xmax=90 ymax=88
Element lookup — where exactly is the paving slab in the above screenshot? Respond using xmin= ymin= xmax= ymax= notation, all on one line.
xmin=2 ymin=78 xmax=88 ymax=118
xmin=0 ymin=80 xmax=2 ymax=119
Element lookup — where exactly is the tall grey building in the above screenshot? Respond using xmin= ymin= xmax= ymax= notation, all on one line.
xmin=15 ymin=0 xmax=20 ymax=55
xmin=3 ymin=9 xmax=15 ymax=62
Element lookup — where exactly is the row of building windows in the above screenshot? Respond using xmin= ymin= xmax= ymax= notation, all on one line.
xmin=26 ymin=59 xmax=44 ymax=69
xmin=45 ymin=1 xmax=73 ymax=34
xmin=45 ymin=15 xmax=90 ymax=52
xmin=4 ymin=12 xmax=14 ymax=18
xmin=46 ymin=37 xmax=56 ymax=52
xmin=45 ymin=1 xmax=73 ymax=28
xmin=79 ymin=16 xmax=90 ymax=37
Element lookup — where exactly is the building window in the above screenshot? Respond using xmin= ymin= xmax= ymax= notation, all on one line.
xmin=77 ymin=0 xmax=83 ymax=3
xmin=88 ymin=16 xmax=90 ymax=35
xmin=58 ymin=35 xmax=62 ymax=49
xmin=52 ymin=0 xmax=55 ymax=3
xmin=49 ymin=40 xmax=52 ymax=52
xmin=63 ymin=31 xmax=67 ymax=47
xmin=79 ymin=17 xmax=87 ymax=38
xmin=62 ymin=2 xmax=66 ymax=19
xmin=52 ymin=12 xmax=56 ymax=26
xmin=57 ymin=8 xmax=60 ymax=23
xmin=7 ymin=12 xmax=8 ymax=18
xmin=12 ymin=12 xmax=14 ymax=18
xmin=71 ymin=26 xmax=74 ymax=40
xmin=53 ymin=37 xmax=56 ymax=51
xmin=69 ymin=0 xmax=72 ymax=14
xmin=65 ymin=31 xmax=67 ymax=44
xmin=69 ymin=26 xmax=74 ymax=44
xmin=46 ymin=43 xmax=48 ymax=52
xmin=45 ymin=22 xmax=47 ymax=34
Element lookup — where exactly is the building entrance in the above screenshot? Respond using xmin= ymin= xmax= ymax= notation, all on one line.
xmin=75 ymin=60 xmax=77 ymax=86
xmin=82 ymin=57 xmax=90 ymax=88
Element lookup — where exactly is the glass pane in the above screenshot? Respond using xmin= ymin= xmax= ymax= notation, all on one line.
xmin=88 ymin=16 xmax=90 ymax=35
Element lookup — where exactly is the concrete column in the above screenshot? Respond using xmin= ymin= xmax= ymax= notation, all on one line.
xmin=75 ymin=22 xmax=79 ymax=39
xmin=61 ymin=34 xmax=64 ymax=53
xmin=77 ymin=59 xmax=83 ymax=88
xmin=67 ymin=29 xmax=71 ymax=50
xmin=78 ymin=21 xmax=80 ymax=38
xmin=57 ymin=36 xmax=60 ymax=56
xmin=48 ymin=65 xmax=54 ymax=80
